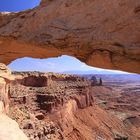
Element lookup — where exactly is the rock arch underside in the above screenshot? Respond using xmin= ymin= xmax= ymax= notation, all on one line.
xmin=0 ymin=0 xmax=140 ymax=73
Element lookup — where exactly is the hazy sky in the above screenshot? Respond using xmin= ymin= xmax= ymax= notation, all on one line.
xmin=0 ymin=1 xmax=128 ymax=74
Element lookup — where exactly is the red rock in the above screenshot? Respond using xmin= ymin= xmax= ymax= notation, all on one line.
xmin=0 ymin=0 xmax=140 ymax=73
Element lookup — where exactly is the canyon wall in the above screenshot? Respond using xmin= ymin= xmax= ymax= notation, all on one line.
xmin=9 ymin=72 xmax=136 ymax=140
xmin=0 ymin=0 xmax=140 ymax=73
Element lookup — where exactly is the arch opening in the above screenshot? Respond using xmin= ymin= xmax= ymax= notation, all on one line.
xmin=8 ymin=55 xmax=129 ymax=74
xmin=9 ymin=55 xmax=139 ymax=88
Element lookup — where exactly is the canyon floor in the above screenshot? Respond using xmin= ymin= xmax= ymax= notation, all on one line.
xmin=89 ymin=74 xmax=140 ymax=140
xmin=8 ymin=72 xmax=140 ymax=140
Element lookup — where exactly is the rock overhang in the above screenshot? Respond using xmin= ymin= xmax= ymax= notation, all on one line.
xmin=0 ymin=0 xmax=140 ymax=73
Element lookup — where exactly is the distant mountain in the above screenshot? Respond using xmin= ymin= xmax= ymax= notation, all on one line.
xmin=61 ymin=70 xmax=129 ymax=75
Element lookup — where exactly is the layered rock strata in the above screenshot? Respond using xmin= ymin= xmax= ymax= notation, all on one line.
xmin=9 ymin=72 xmax=135 ymax=140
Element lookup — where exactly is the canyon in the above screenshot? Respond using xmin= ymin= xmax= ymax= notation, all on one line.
xmin=7 ymin=71 xmax=140 ymax=140
xmin=0 ymin=0 xmax=140 ymax=73
xmin=0 ymin=63 xmax=140 ymax=140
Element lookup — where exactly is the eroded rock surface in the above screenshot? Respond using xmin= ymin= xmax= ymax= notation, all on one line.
xmin=0 ymin=63 xmax=28 ymax=140
xmin=0 ymin=0 xmax=140 ymax=73
xmin=8 ymin=72 xmax=139 ymax=140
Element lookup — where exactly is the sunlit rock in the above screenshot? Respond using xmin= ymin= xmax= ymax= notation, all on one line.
xmin=0 ymin=0 xmax=139 ymax=73
xmin=0 ymin=63 xmax=28 ymax=140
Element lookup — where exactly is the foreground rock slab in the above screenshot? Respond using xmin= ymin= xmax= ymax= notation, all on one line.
xmin=0 ymin=113 xmax=28 ymax=140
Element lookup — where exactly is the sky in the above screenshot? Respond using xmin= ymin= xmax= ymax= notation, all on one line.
xmin=8 ymin=56 xmax=129 ymax=74
xmin=0 ymin=1 xmax=129 ymax=74
xmin=0 ymin=0 xmax=40 ymax=12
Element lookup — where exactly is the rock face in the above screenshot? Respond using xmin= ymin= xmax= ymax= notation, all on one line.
xmin=11 ymin=72 xmax=93 ymax=113
xmin=0 ymin=63 xmax=28 ymax=140
xmin=0 ymin=63 xmax=15 ymax=114
xmin=0 ymin=0 xmax=140 ymax=73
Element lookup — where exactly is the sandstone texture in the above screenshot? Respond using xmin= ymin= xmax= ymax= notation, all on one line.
xmin=0 ymin=0 xmax=140 ymax=73
xmin=0 ymin=63 xmax=28 ymax=140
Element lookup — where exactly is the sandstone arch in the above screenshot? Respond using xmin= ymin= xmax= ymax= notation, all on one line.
xmin=0 ymin=0 xmax=140 ymax=73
